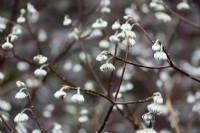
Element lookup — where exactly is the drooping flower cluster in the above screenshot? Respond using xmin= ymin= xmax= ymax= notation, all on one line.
xmin=100 ymin=0 xmax=111 ymax=13
xmin=33 ymin=54 xmax=48 ymax=64
xmin=71 ymin=87 xmax=85 ymax=104
xmin=15 ymin=81 xmax=28 ymax=99
xmin=14 ymin=112 xmax=29 ymax=123
xmin=92 ymin=18 xmax=108 ymax=29
xmin=142 ymin=92 xmax=167 ymax=126
xmin=110 ymin=17 xmax=137 ymax=48
xmin=152 ymin=40 xmax=167 ymax=60
xmin=54 ymin=86 xmax=85 ymax=104
xmin=96 ymin=51 xmax=115 ymax=72
xmin=149 ymin=0 xmax=172 ymax=23
xmin=54 ymin=86 xmax=67 ymax=99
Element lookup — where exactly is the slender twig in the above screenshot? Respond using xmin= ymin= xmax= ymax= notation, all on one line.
xmin=27 ymin=94 xmax=45 ymax=133
xmin=0 ymin=113 xmax=15 ymax=133
xmin=78 ymin=40 xmax=107 ymax=93
xmin=48 ymin=65 xmax=76 ymax=87
xmin=163 ymin=48 xmax=200 ymax=83
xmin=166 ymin=19 xmax=182 ymax=50
xmin=12 ymin=48 xmax=35 ymax=65
xmin=5 ymin=0 xmax=19 ymax=36
xmin=25 ymin=20 xmax=43 ymax=54
xmin=115 ymin=96 xmax=153 ymax=105
xmin=97 ymin=46 xmax=129 ymax=133
xmin=109 ymin=53 xmax=170 ymax=69
xmin=166 ymin=99 xmax=181 ymax=133
xmin=160 ymin=2 xmax=200 ymax=30
xmin=137 ymin=22 xmax=200 ymax=83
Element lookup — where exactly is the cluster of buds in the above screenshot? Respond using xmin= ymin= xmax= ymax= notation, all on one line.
xmin=96 ymin=51 xmax=115 ymax=72
xmin=54 ymin=86 xmax=85 ymax=104
xmin=152 ymin=39 xmax=167 ymax=60
xmin=142 ymin=92 xmax=166 ymax=126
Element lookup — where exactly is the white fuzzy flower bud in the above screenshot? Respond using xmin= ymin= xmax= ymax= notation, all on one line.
xmin=153 ymin=92 xmax=163 ymax=104
xmin=71 ymin=88 xmax=85 ymax=104
xmin=120 ymin=23 xmax=132 ymax=31
xmin=100 ymin=0 xmax=110 ymax=7
xmin=100 ymin=7 xmax=111 ymax=13
xmin=14 ymin=112 xmax=29 ymax=123
xmin=15 ymin=91 xmax=27 ymax=99
xmin=147 ymin=103 xmax=162 ymax=115
xmin=92 ymin=18 xmax=108 ymax=29
xmin=63 ymin=15 xmax=72 ymax=26
xmin=34 ymin=68 xmax=47 ymax=77
xmin=100 ymin=63 xmax=115 ymax=72
xmin=109 ymin=34 xmax=119 ymax=42
xmin=152 ymin=40 xmax=161 ymax=51
xmin=96 ymin=54 xmax=108 ymax=61
xmin=142 ymin=112 xmax=155 ymax=121
xmin=177 ymin=2 xmax=190 ymax=10
xmin=112 ymin=21 xmax=120 ymax=30
xmin=0 ymin=72 xmax=5 ymax=80
xmin=2 ymin=38 xmax=13 ymax=50
xmin=154 ymin=51 xmax=167 ymax=60
xmin=33 ymin=54 xmax=48 ymax=64
xmin=54 ymin=88 xmax=67 ymax=99
xmin=16 ymin=81 xmax=26 ymax=88
xmin=99 ymin=39 xmax=110 ymax=48
xmin=0 ymin=99 xmax=11 ymax=111
xmin=155 ymin=12 xmax=171 ymax=23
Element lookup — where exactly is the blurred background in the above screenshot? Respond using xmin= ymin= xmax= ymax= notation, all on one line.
xmin=0 ymin=0 xmax=200 ymax=133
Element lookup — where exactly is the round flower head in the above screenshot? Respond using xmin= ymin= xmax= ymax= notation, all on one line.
xmin=71 ymin=87 xmax=85 ymax=104
xmin=63 ymin=15 xmax=72 ymax=26
xmin=177 ymin=2 xmax=190 ymax=10
xmin=96 ymin=54 xmax=108 ymax=61
xmin=112 ymin=21 xmax=120 ymax=30
xmin=34 ymin=68 xmax=47 ymax=77
xmin=152 ymin=40 xmax=161 ymax=51
xmin=16 ymin=81 xmax=26 ymax=88
xmin=154 ymin=45 xmax=167 ymax=60
xmin=92 ymin=18 xmax=108 ymax=29
xmin=120 ymin=23 xmax=132 ymax=31
xmin=154 ymin=51 xmax=167 ymax=60
xmin=15 ymin=91 xmax=27 ymax=99
xmin=153 ymin=92 xmax=163 ymax=104
xmin=99 ymin=39 xmax=110 ymax=48
xmin=17 ymin=9 xmax=26 ymax=24
xmin=155 ymin=12 xmax=171 ymax=23
xmin=2 ymin=38 xmax=13 ymax=50
xmin=33 ymin=54 xmax=48 ymax=64
xmin=109 ymin=34 xmax=119 ymax=43
xmin=142 ymin=112 xmax=155 ymax=121
xmin=100 ymin=0 xmax=110 ymax=7
xmin=54 ymin=87 xmax=67 ymax=99
xmin=100 ymin=7 xmax=111 ymax=13
xmin=100 ymin=63 xmax=115 ymax=72
xmin=147 ymin=103 xmax=162 ymax=115
xmin=14 ymin=112 xmax=29 ymax=123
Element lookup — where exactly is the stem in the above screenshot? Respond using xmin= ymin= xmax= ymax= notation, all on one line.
xmin=27 ymin=94 xmax=45 ymax=133
xmin=160 ymin=2 xmax=200 ymax=30
xmin=78 ymin=40 xmax=107 ymax=94
xmin=166 ymin=99 xmax=181 ymax=133
xmin=0 ymin=113 xmax=15 ymax=133
xmin=97 ymin=45 xmax=129 ymax=133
